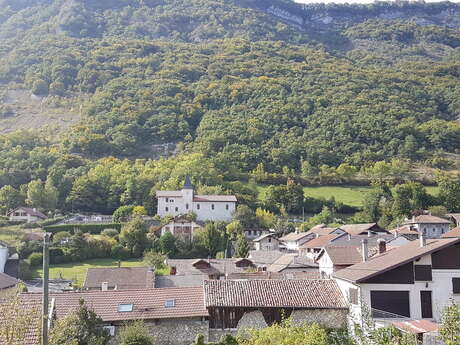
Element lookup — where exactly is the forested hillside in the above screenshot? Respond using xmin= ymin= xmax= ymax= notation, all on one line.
xmin=0 ymin=0 xmax=460 ymax=213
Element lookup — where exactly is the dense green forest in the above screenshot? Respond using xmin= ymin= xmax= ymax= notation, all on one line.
xmin=0 ymin=0 xmax=460 ymax=213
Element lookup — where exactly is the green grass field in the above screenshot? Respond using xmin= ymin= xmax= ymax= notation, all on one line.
xmin=32 ymin=258 xmax=145 ymax=286
xmin=257 ymin=185 xmax=439 ymax=208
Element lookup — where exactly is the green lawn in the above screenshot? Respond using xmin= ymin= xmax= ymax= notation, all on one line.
xmin=32 ymin=258 xmax=145 ymax=286
xmin=257 ymin=184 xmax=439 ymax=208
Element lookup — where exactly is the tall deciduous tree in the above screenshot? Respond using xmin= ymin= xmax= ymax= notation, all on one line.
xmin=0 ymin=185 xmax=23 ymax=214
xmin=119 ymin=217 xmax=149 ymax=257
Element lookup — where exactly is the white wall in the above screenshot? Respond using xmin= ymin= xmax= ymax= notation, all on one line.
xmin=412 ymin=223 xmax=450 ymax=238
xmin=318 ymin=253 xmax=334 ymax=278
xmin=0 ymin=246 xmax=8 ymax=274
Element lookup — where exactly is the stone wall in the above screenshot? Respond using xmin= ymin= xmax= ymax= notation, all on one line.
xmin=290 ymin=309 xmax=348 ymax=329
xmin=147 ymin=318 xmax=209 ymax=345
xmin=424 ymin=332 xmax=444 ymax=345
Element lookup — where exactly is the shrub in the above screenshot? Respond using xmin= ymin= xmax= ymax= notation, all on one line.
xmin=44 ymin=223 xmax=122 ymax=234
xmin=28 ymin=252 xmax=43 ymax=267
xmin=18 ymin=260 xmax=33 ymax=280
xmin=39 ymin=217 xmax=66 ymax=227
xmin=101 ymin=228 xmax=119 ymax=238
xmin=20 ymin=222 xmax=39 ymax=229
xmin=52 ymin=231 xmax=72 ymax=244
xmin=118 ymin=321 xmax=154 ymax=345
xmin=111 ymin=244 xmax=130 ymax=260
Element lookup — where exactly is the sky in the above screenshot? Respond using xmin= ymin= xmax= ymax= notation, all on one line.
xmin=294 ymin=0 xmax=459 ymax=3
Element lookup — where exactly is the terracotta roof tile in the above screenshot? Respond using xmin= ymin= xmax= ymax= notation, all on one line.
xmin=307 ymin=227 xmax=342 ymax=236
xmin=0 ymin=272 xmax=18 ymax=290
xmin=319 ymin=246 xmax=363 ymax=265
xmin=21 ymin=287 xmax=208 ymax=322
xmin=227 ymin=271 xmax=321 ymax=280
xmin=301 ymin=234 xmax=341 ymax=249
xmin=334 ymin=238 xmax=460 ymax=283
xmin=204 ymin=279 xmax=347 ymax=309
xmin=279 ymin=232 xmax=313 ymax=242
xmin=194 ymin=195 xmax=237 ymax=202
xmin=442 ymin=227 xmax=460 ymax=238
xmin=404 ymin=215 xmax=450 ymax=224
xmin=393 ymin=320 xmax=440 ymax=334
xmin=339 ymin=223 xmax=387 ymax=235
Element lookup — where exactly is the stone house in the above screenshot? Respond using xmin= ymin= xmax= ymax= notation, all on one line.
xmin=156 ymin=176 xmax=236 ymax=222
xmin=334 ymin=236 xmax=460 ymax=328
xmin=253 ymin=233 xmax=280 ymax=251
xmin=8 ymin=206 xmax=47 ymax=223
xmin=402 ymin=215 xmax=451 ymax=238
xmin=157 ymin=215 xmax=204 ymax=242
xmin=204 ymin=279 xmax=348 ymax=341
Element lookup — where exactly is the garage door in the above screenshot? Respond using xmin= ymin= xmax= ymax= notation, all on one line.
xmin=370 ymin=291 xmax=410 ymax=318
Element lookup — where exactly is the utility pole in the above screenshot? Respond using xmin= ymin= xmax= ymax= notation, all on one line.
xmin=42 ymin=232 xmax=50 ymax=345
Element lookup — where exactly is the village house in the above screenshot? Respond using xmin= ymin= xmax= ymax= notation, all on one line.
xmin=338 ymin=223 xmax=388 ymax=236
xmin=299 ymin=234 xmax=341 ymax=258
xmin=156 ymin=176 xmax=236 ymax=222
xmin=83 ymin=267 xmax=155 ymax=291
xmin=389 ymin=225 xmax=420 ymax=240
xmin=8 ymin=206 xmax=47 ymax=223
xmin=204 ymin=279 xmax=348 ymax=340
xmin=0 ymin=240 xmax=19 ymax=279
xmin=244 ymin=228 xmax=271 ymax=241
xmin=402 ymin=215 xmax=451 ymax=238
xmin=166 ymin=258 xmax=256 ymax=280
xmin=156 ymin=215 xmax=204 ymax=242
xmin=316 ymin=246 xmax=368 ymax=278
xmin=267 ymin=253 xmax=318 ymax=273
xmin=253 ymin=233 xmax=280 ymax=251
xmin=333 ymin=236 xmax=460 ymax=327
xmin=247 ymin=250 xmax=284 ymax=268
xmin=278 ymin=231 xmax=315 ymax=251
xmin=306 ymin=224 xmax=346 ymax=237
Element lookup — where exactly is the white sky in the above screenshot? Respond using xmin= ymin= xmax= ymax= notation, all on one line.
xmin=294 ymin=0 xmax=459 ymax=3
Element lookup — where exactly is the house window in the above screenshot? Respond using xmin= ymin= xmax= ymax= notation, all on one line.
xmin=226 ymin=204 xmax=229 ymax=210
xmin=170 ymin=199 xmax=174 ymax=203
xmin=175 ymin=207 xmax=178 ymax=212
xmin=268 ymin=238 xmax=271 ymax=243
xmin=211 ymin=204 xmax=215 ymax=210
xmin=414 ymin=265 xmax=432 ymax=281
xmin=165 ymin=207 xmax=169 ymax=212
xmin=186 ymin=203 xmax=189 ymax=210
xmin=453 ymin=278 xmax=460 ymax=294
xmin=166 ymin=198 xmax=169 ymax=202
xmin=197 ymin=204 xmax=200 ymax=210
xmin=118 ymin=304 xmax=133 ymax=312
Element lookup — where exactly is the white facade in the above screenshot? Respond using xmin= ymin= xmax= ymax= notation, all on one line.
xmin=160 ymin=220 xmax=203 ymax=241
xmin=317 ymin=252 xmax=334 ymax=278
xmin=0 ymin=244 xmax=8 ymax=274
xmin=409 ymin=223 xmax=450 ymax=238
xmin=156 ymin=180 xmax=236 ymax=222
xmin=335 ymin=252 xmax=460 ymax=327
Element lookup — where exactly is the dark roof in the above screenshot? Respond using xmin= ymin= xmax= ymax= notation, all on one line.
xmin=307 ymin=226 xmax=343 ymax=236
xmin=0 ymin=272 xmax=19 ymax=290
xmin=167 ymin=258 xmax=254 ymax=276
xmin=317 ymin=246 xmax=363 ymax=265
xmin=204 ymin=279 xmax=347 ymax=309
xmin=404 ymin=215 xmax=450 ymax=225
xmin=21 ymin=287 xmax=208 ymax=322
xmin=9 ymin=207 xmax=47 ymax=219
xmin=183 ymin=175 xmax=194 ymax=189
xmin=4 ymin=256 xmax=19 ymax=278
xmin=442 ymin=227 xmax=460 ymax=238
xmin=83 ymin=267 xmax=155 ymax=290
xmin=334 ymin=238 xmax=460 ymax=283
xmin=300 ymin=234 xmax=341 ymax=249
xmin=339 ymin=223 xmax=387 ymax=235
xmin=330 ymin=233 xmax=399 ymax=248
xmin=154 ymin=275 xmax=207 ymax=288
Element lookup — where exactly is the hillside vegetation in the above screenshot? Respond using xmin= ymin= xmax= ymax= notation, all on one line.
xmin=0 ymin=0 xmax=459 ymax=213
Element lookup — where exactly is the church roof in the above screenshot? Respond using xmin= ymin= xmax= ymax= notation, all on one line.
xmin=183 ymin=175 xmax=194 ymax=189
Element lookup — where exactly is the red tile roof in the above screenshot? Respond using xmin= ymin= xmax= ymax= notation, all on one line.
xmin=307 ymin=227 xmax=342 ymax=236
xmin=393 ymin=320 xmax=440 ymax=334
xmin=390 ymin=226 xmax=419 ymax=235
xmin=227 ymin=271 xmax=321 ymax=280
xmin=442 ymin=227 xmax=460 ymax=238
xmin=193 ymin=195 xmax=237 ymax=202
xmin=300 ymin=234 xmax=340 ymax=249
xmin=204 ymin=279 xmax=347 ymax=309
xmin=21 ymin=287 xmax=208 ymax=322
xmin=279 ymin=232 xmax=313 ymax=242
xmin=334 ymin=238 xmax=460 ymax=283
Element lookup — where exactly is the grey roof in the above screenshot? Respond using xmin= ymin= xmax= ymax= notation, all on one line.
xmin=331 ymin=233 xmax=397 ymax=247
xmin=9 ymin=207 xmax=47 ymax=219
xmin=404 ymin=215 xmax=451 ymax=225
xmin=154 ymin=274 xmax=206 ymax=288
xmin=166 ymin=258 xmax=254 ymax=276
xmin=248 ymin=250 xmax=284 ymax=266
xmin=268 ymin=254 xmax=318 ymax=272
xmin=156 ymin=191 xmax=184 ymax=198
xmin=253 ymin=233 xmax=278 ymax=242
xmin=279 ymin=232 xmax=313 ymax=242
xmin=83 ymin=267 xmax=155 ymax=290
xmin=0 ymin=272 xmax=18 ymax=290
xmin=339 ymin=223 xmax=388 ymax=235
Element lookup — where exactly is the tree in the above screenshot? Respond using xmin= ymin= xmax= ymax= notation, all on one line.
xmin=194 ymin=222 xmax=224 ymax=258
xmin=0 ymin=289 xmax=40 ymax=345
xmin=113 ymin=205 xmax=135 ymax=223
xmin=159 ymin=232 xmax=177 ymax=257
xmin=226 ymin=220 xmax=243 ymax=241
xmin=235 ymin=233 xmax=249 ymax=258
xmin=118 ymin=321 xmax=154 ymax=345
xmin=437 ymin=174 xmax=460 ymax=212
xmin=233 ymin=205 xmax=257 ymax=229
xmin=255 ymin=208 xmax=276 ymax=229
xmin=304 ymin=206 xmax=335 ymax=230
xmin=44 ymin=178 xmax=59 ymax=211
xmin=0 ymin=185 xmax=22 ymax=215
xmin=119 ymin=217 xmax=149 ymax=257
xmin=440 ymin=303 xmax=460 ymax=345
xmin=49 ymin=299 xmax=110 ymax=345
xmin=143 ymin=250 xmax=166 ymax=270
xmin=26 ymin=179 xmax=46 ymax=209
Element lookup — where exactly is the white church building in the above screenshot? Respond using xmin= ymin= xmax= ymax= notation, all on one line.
xmin=156 ymin=176 xmax=237 ymax=222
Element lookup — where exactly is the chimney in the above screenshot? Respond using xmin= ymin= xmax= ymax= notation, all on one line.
xmin=170 ymin=266 xmax=177 ymax=275
xmin=377 ymin=239 xmax=386 ymax=255
xmin=347 ymin=233 xmax=351 ymax=241
xmin=367 ymin=230 xmax=372 ymax=237
xmin=420 ymin=233 xmax=426 ymax=247
xmin=101 ymin=282 xmax=108 ymax=291
xmin=361 ymin=239 xmax=369 ymax=262
xmin=315 ymin=233 xmax=319 ymax=238
xmin=33 ymin=208 xmax=37 ymax=212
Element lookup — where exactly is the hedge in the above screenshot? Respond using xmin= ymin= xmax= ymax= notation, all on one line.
xmin=43 ymin=223 xmax=122 ymax=234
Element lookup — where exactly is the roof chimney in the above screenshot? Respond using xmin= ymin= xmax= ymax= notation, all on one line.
xmin=347 ymin=233 xmax=351 ymax=241
xmin=101 ymin=282 xmax=108 ymax=291
xmin=420 ymin=233 xmax=426 ymax=247
xmin=367 ymin=230 xmax=372 ymax=237
xmin=362 ymin=239 xmax=369 ymax=262
xmin=377 ymin=239 xmax=386 ymax=255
